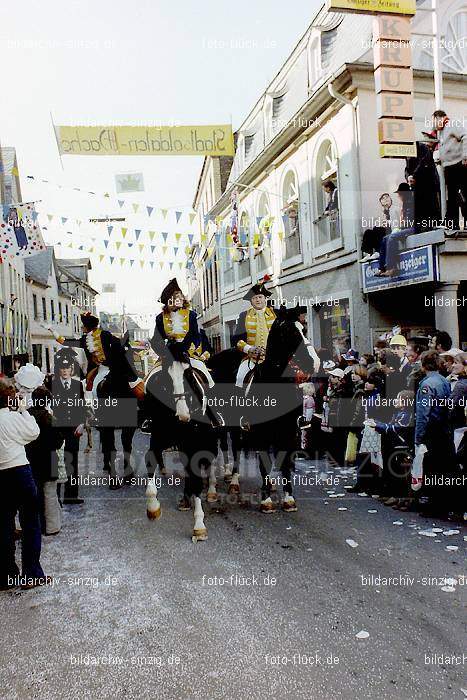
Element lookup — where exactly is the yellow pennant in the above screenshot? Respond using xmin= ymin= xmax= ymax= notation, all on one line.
xmin=120 ymin=258 xmax=125 ymax=266
xmin=148 ymin=231 xmax=155 ymax=241
xmin=138 ymin=244 xmax=144 ymax=252
xmin=175 ymin=233 xmax=181 ymax=242
xmin=189 ymin=213 xmax=196 ymax=225
xmin=162 ymin=245 xmax=168 ymax=255
xmin=159 ymin=262 xmax=164 ymax=269
xmin=132 ymin=203 xmax=139 ymax=213
xmin=161 ymin=209 xmax=168 ymax=219
xmin=116 ymin=241 xmax=122 ymax=250
xmin=121 ymin=227 xmax=127 ymax=238
xmin=140 ymin=260 xmax=145 ymax=268
xmin=99 ymin=254 xmax=105 ymax=262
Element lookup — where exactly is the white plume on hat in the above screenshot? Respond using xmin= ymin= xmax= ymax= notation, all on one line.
xmin=14 ymin=363 xmax=45 ymax=391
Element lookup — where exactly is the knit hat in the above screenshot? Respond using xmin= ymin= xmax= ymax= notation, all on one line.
xmin=14 ymin=363 xmax=45 ymax=391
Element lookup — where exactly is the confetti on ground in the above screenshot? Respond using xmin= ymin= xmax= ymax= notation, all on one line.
xmin=443 ymin=530 xmax=460 ymax=536
xmin=432 ymin=528 xmax=443 ymax=533
xmin=338 ymin=507 xmax=348 ymax=511
xmin=357 ymin=493 xmax=368 ymax=497
xmin=356 ymin=630 xmax=369 ymax=639
xmin=441 ymin=585 xmax=456 ymax=592
xmin=286 ymin=527 xmax=292 ymax=530
xmin=346 ymin=539 xmax=358 ymax=548
xmin=393 ymin=521 xmax=403 ymax=526
xmin=368 ymin=509 xmax=377 ymax=514
xmin=419 ymin=530 xmax=437 ymax=537
xmin=446 ymin=545 xmax=459 ymax=551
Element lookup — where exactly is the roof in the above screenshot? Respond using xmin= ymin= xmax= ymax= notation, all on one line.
xmin=56 ymin=257 xmax=92 ymax=270
xmin=24 ymin=248 xmax=54 ymax=286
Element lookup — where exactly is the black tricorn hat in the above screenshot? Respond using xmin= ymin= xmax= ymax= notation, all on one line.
xmin=293 ymin=303 xmax=307 ymax=315
xmin=243 ymin=282 xmax=272 ymax=302
xmin=54 ymin=347 xmax=76 ymax=370
xmin=80 ymin=311 xmax=99 ymax=329
xmin=159 ymin=278 xmax=183 ymax=306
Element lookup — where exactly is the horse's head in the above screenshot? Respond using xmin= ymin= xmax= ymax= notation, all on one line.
xmin=264 ymin=310 xmax=320 ymax=378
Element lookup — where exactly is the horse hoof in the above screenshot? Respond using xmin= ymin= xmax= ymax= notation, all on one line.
xmin=178 ymin=497 xmax=191 ymax=512
xmin=260 ymin=498 xmax=276 ymax=514
xmin=228 ymin=483 xmax=240 ymax=495
xmin=282 ymin=497 xmax=298 ymax=513
xmin=207 ymin=491 xmax=218 ymax=503
xmin=147 ymin=507 xmax=161 ymax=520
xmin=224 ymin=472 xmax=233 ymax=483
xmin=192 ymin=528 xmax=208 ymax=541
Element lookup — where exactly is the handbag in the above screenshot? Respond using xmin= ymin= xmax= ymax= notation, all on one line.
xmin=345 ymin=432 xmax=358 ymax=464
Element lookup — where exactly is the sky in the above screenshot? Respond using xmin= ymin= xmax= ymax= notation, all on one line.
xmin=1 ymin=0 xmax=320 ymax=322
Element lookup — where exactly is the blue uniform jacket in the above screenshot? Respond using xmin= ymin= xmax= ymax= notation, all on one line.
xmin=415 ymin=371 xmax=451 ymax=446
xmin=151 ymin=309 xmax=200 ymax=358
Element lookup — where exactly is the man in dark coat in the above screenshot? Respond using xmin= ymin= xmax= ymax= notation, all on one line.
xmin=49 ymin=348 xmax=86 ymax=505
xmin=405 ymin=137 xmax=441 ymax=232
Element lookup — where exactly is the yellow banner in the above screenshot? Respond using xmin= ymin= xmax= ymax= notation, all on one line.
xmin=326 ymin=0 xmax=415 ymax=14
xmin=55 ymin=124 xmax=235 ymax=156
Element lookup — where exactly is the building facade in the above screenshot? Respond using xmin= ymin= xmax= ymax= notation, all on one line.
xmin=195 ymin=0 xmax=467 ymax=353
xmin=0 ymin=147 xmax=30 ymax=373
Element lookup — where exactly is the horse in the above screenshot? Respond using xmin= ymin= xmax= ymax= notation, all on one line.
xmin=144 ymin=342 xmax=222 ymax=541
xmin=206 ymin=309 xmax=319 ymax=512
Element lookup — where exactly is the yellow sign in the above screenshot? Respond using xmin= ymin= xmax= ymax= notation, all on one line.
xmin=326 ymin=0 xmax=416 ymax=15
xmin=55 ymin=125 xmax=235 ymax=156
xmin=379 ymin=143 xmax=417 ymax=158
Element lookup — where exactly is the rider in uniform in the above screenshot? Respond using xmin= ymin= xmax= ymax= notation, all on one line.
xmin=150 ymin=279 xmax=213 ymax=387
xmin=49 ymin=311 xmax=144 ymax=400
xmin=233 ymin=280 xmax=276 ymax=387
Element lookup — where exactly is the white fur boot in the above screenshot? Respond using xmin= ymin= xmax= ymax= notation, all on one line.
xmin=192 ymin=497 xmax=208 ymax=541
xmin=260 ymin=497 xmax=276 ymax=513
xmin=146 ymin=479 xmax=161 ymax=520
xmin=228 ymin=472 xmax=240 ymax=494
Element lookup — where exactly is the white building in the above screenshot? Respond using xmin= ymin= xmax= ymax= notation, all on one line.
xmin=200 ymin=0 xmax=466 ymax=352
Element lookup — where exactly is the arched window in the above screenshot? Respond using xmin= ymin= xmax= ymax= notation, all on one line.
xmin=442 ymin=11 xmax=467 ymax=73
xmin=222 ymin=225 xmax=234 ymax=288
xmin=282 ymin=170 xmax=301 ymax=260
xmin=315 ymin=139 xmax=340 ymax=248
xmin=238 ymin=211 xmax=251 ymax=281
xmin=256 ymin=192 xmax=272 ymax=271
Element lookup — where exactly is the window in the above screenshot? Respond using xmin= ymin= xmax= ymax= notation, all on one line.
xmin=315 ymin=139 xmax=340 ymax=249
xmin=282 ymin=170 xmax=301 ymax=260
xmin=32 ymin=344 xmax=42 ymax=367
xmin=320 ymin=28 xmax=338 ymax=72
xmin=256 ymin=193 xmax=272 ymax=271
xmin=65 ymin=304 xmax=69 ymax=324
xmin=50 ymin=299 xmax=55 ymax=321
xmin=58 ymin=301 xmax=62 ymax=322
xmin=244 ymin=134 xmax=255 ymax=161
xmin=238 ymin=211 xmax=251 ymax=282
xmin=42 ymin=297 xmax=47 ymax=321
xmin=271 ymin=92 xmax=287 ymax=134
xmin=33 ymin=294 xmax=38 ymax=320
xmin=45 ymin=347 xmax=51 ymax=374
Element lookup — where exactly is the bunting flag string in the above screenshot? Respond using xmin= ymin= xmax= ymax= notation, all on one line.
xmin=26 ymin=174 xmax=196 ymax=223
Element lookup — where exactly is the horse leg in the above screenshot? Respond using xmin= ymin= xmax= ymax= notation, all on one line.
xmin=121 ymin=426 xmax=136 ymax=483
xmin=228 ymin=425 xmax=241 ymax=494
xmin=146 ymin=478 xmax=161 ymax=520
xmin=257 ymin=447 xmax=275 ymax=513
xmin=219 ymin=427 xmax=233 ymax=482
xmin=100 ymin=428 xmax=122 ymax=490
xmin=207 ymin=457 xmax=218 ymax=502
xmin=281 ymin=450 xmax=298 ymax=512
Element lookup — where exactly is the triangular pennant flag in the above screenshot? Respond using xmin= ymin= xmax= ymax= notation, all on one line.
xmin=120 ymin=258 xmax=125 ymax=266
xmin=130 ymin=260 xmax=134 ymax=266
xmin=162 ymin=232 xmax=169 ymax=242
xmin=162 ymin=246 xmax=168 ymax=255
xmin=89 ymin=247 xmax=94 ymax=253
xmin=188 ymin=234 xmax=194 ymax=244
xmin=128 ymin=243 xmax=134 ymax=248
xmin=104 ymin=192 xmax=110 ymax=198
xmin=138 ymin=244 xmax=144 ymax=253
xmin=107 ymin=225 xmax=113 ymax=236
xmin=121 ymin=227 xmax=127 ymax=238
xmin=175 ymin=233 xmax=181 ymax=242
xmin=99 ymin=255 xmax=105 ymax=262
xmin=256 ymin=216 xmax=263 ymax=227
xmin=140 ymin=260 xmax=145 ymax=268
xmin=161 ymin=209 xmax=168 ymax=219
xmin=61 ymin=217 xmax=67 ymax=225
xmin=135 ymin=230 xmax=141 ymax=240
xmin=201 ymin=233 xmax=207 ymax=243
xmin=47 ymin=214 xmax=53 ymax=222
xmin=118 ymin=200 xmax=125 ymax=208
xmin=77 ymin=220 xmax=82 ymax=227
xmin=150 ymin=261 xmax=154 ymax=269
xmin=104 ymin=240 xmax=109 ymax=248
xmin=175 ymin=211 xmax=182 ymax=223
xmin=173 ymin=247 xmax=179 ymax=256
xmin=169 ymin=262 xmax=173 ymax=270
xmin=151 ymin=246 xmax=156 ymax=254
xmin=148 ymin=231 xmax=155 ymax=241
xmin=159 ymin=262 xmax=164 ymax=269
xmin=11 ymin=166 xmax=19 ymax=177
xmin=278 ymin=231 xmax=285 ymax=241
xmin=189 ymin=212 xmax=196 ymax=225
xmin=132 ymin=203 xmax=139 ymax=213
xmin=146 ymin=206 xmax=154 ymax=217
xmin=110 ymin=257 xmax=115 ymax=264
xmin=178 ymin=262 xmax=183 ymax=269
xmin=78 ymin=245 xmax=84 ymax=251
xmin=116 ymin=242 xmax=122 ymax=250
xmin=67 ymin=242 xmax=73 ymax=248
